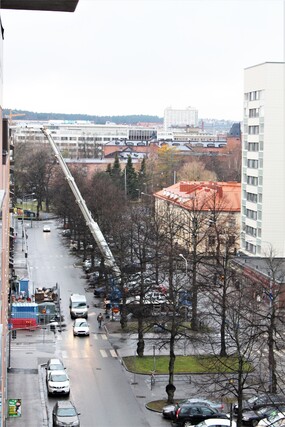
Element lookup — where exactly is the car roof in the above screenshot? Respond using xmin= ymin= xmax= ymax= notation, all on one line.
xmin=48 ymin=358 xmax=63 ymax=364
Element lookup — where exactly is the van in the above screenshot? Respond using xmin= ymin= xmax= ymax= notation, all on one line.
xmin=69 ymin=294 xmax=89 ymax=319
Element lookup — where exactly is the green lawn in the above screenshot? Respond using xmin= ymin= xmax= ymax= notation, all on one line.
xmin=123 ymin=354 xmax=252 ymax=375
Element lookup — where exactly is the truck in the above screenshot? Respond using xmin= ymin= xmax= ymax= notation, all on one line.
xmin=69 ymin=294 xmax=89 ymax=319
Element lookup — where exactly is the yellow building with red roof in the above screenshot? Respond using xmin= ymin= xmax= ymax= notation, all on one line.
xmin=154 ymin=181 xmax=241 ymax=255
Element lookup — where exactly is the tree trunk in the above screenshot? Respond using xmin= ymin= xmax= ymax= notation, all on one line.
xmin=136 ymin=312 xmax=145 ymax=357
xmin=166 ymin=326 xmax=176 ymax=403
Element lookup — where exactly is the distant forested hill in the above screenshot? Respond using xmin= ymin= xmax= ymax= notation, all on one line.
xmin=3 ymin=109 xmax=163 ymax=125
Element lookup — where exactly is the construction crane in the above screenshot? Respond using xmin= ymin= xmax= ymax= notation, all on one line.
xmin=41 ymin=127 xmax=121 ymax=279
xmin=6 ymin=110 xmax=25 ymax=123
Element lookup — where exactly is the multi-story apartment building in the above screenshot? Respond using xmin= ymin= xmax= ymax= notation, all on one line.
xmin=164 ymin=106 xmax=198 ymax=130
xmin=241 ymin=62 xmax=285 ymax=256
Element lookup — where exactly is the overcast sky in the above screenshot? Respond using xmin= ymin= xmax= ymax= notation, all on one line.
xmin=1 ymin=0 xmax=284 ymax=121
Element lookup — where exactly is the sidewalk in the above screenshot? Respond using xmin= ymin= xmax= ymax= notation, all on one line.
xmin=6 ymin=221 xmax=53 ymax=426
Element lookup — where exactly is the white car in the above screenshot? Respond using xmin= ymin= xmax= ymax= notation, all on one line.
xmin=43 ymin=224 xmax=51 ymax=232
xmin=45 ymin=358 xmax=65 ymax=382
xmin=73 ymin=318 xmax=90 ymax=336
xmin=257 ymin=412 xmax=285 ymax=427
xmin=47 ymin=370 xmax=70 ymax=396
xmin=188 ymin=419 xmax=236 ymax=427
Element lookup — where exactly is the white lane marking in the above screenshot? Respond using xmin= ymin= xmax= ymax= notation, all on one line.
xmin=110 ymin=349 xmax=117 ymax=358
xmin=93 ymin=334 xmax=98 ymax=340
xmin=101 ymin=334 xmax=107 ymax=340
xmin=100 ymin=349 xmax=108 ymax=358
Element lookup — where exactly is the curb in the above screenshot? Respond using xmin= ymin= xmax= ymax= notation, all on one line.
xmin=38 ymin=363 xmax=49 ymax=426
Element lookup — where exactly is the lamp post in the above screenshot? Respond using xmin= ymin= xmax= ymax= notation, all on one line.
xmin=179 ymin=253 xmax=188 ymax=275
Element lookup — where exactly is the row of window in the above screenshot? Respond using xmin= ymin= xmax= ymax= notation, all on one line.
xmin=244 ymin=90 xmax=264 ymax=101
xmin=247 ymin=176 xmax=258 ymax=186
xmin=246 ymin=192 xmax=257 ymax=203
xmin=247 ymin=159 xmax=258 ymax=168
xmin=248 ymin=142 xmax=259 ymax=151
xmin=245 ymin=208 xmax=257 ymax=220
xmin=245 ymin=225 xmax=257 ymax=237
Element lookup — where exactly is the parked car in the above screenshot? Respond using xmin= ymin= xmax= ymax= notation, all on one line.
xmin=61 ymin=229 xmax=71 ymax=237
xmin=242 ymin=407 xmax=285 ymax=426
xmin=188 ymin=419 xmax=236 ymax=427
xmin=94 ymin=286 xmax=106 ymax=298
xmin=45 ymin=358 xmax=65 ymax=382
xmin=234 ymin=394 xmax=285 ymax=415
xmin=162 ymin=398 xmax=224 ymax=420
xmin=257 ymin=411 xmax=285 ymax=427
xmin=52 ymin=400 xmax=80 ymax=427
xmin=47 ymin=370 xmax=70 ymax=396
xmin=73 ymin=318 xmax=90 ymax=336
xmin=43 ymin=224 xmax=51 ymax=232
xmin=174 ymin=402 xmax=229 ymax=426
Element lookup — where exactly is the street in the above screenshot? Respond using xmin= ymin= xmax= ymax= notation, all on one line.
xmin=8 ymin=218 xmax=169 ymax=427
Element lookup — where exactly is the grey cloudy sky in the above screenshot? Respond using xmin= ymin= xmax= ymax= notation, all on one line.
xmin=1 ymin=0 xmax=284 ymax=121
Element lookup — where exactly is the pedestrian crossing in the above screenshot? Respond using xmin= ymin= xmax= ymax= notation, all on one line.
xmin=10 ymin=333 xmax=118 ymax=359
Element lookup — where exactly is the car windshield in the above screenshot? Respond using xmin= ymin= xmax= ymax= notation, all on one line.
xmin=75 ymin=321 xmax=87 ymax=327
xmin=57 ymin=408 xmax=77 ymax=417
xmin=74 ymin=302 xmax=85 ymax=308
xmin=50 ymin=364 xmax=63 ymax=370
xmin=248 ymin=396 xmax=260 ymax=404
xmin=51 ymin=374 xmax=67 ymax=382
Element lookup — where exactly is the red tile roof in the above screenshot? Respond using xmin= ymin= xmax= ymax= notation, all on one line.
xmin=154 ymin=181 xmax=241 ymax=212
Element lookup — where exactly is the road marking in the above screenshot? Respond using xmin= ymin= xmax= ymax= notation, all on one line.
xmin=101 ymin=334 xmax=107 ymax=340
xmin=100 ymin=349 xmax=108 ymax=358
xmin=110 ymin=349 xmax=117 ymax=358
xmin=93 ymin=334 xmax=98 ymax=340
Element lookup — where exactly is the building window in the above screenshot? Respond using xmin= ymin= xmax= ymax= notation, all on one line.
xmin=248 ymin=125 xmax=259 ymax=135
xmin=248 ymin=143 xmax=259 ymax=152
xmin=208 ymin=236 xmax=215 ymax=246
xmin=249 ymin=90 xmax=261 ymax=101
xmin=249 ymin=108 xmax=259 ymax=118
xmin=247 ymin=192 xmax=258 ymax=203
xmin=247 ymin=159 xmax=258 ymax=169
xmin=246 ymin=241 xmax=256 ymax=254
xmin=247 ymin=176 xmax=258 ymax=186
xmin=245 ymin=225 xmax=257 ymax=237
xmin=246 ymin=209 xmax=257 ymax=220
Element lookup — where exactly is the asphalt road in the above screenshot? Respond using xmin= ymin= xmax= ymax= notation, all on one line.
xmin=25 ymin=218 xmax=169 ymax=427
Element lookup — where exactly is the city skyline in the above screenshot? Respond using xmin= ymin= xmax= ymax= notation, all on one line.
xmin=1 ymin=0 xmax=284 ymax=121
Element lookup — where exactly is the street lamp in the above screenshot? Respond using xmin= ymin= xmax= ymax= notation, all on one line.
xmin=179 ymin=253 xmax=188 ymax=275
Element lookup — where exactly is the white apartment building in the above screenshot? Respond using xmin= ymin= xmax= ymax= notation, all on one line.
xmin=164 ymin=106 xmax=198 ymax=130
xmin=241 ymin=62 xmax=285 ymax=256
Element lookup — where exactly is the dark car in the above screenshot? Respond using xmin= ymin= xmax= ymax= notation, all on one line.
xmin=173 ymin=403 xmax=229 ymax=427
xmin=162 ymin=398 xmax=224 ymax=420
xmin=52 ymin=400 xmax=80 ymax=426
xmin=94 ymin=286 xmax=106 ymax=298
xmin=234 ymin=394 xmax=285 ymax=415
xmin=242 ymin=406 xmax=285 ymax=426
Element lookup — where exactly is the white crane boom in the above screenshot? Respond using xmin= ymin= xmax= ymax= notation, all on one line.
xmin=41 ymin=127 xmax=120 ymax=277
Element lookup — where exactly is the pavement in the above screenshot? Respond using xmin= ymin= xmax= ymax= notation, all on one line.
xmin=5 ymin=217 xmax=203 ymax=427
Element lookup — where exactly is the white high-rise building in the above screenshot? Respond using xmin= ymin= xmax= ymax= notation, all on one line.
xmin=241 ymin=62 xmax=285 ymax=256
xmin=164 ymin=106 xmax=198 ymax=130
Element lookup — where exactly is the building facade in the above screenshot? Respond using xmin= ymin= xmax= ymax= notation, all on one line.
xmin=154 ymin=181 xmax=241 ymax=255
xmin=164 ymin=106 xmax=198 ymax=130
xmin=241 ymin=62 xmax=285 ymax=256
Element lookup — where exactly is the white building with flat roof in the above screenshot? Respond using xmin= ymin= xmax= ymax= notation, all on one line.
xmin=241 ymin=62 xmax=285 ymax=256
xmin=164 ymin=106 xmax=198 ymax=130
